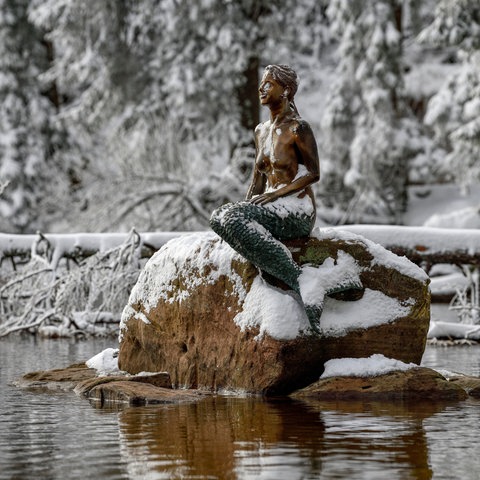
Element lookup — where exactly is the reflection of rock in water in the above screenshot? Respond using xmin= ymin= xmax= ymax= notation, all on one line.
xmin=118 ymin=397 xmax=325 ymax=479
xmin=117 ymin=396 xmax=441 ymax=479
xmin=297 ymin=398 xmax=452 ymax=480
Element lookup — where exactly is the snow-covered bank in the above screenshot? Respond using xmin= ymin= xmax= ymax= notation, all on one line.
xmin=428 ymin=322 xmax=480 ymax=341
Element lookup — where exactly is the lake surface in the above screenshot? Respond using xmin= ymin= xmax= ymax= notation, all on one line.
xmin=1 ymin=336 xmax=480 ymax=480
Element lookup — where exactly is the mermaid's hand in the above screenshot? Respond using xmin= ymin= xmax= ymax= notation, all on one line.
xmin=249 ymin=192 xmax=278 ymax=205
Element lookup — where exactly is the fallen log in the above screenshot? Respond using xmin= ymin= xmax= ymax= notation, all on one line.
xmin=1 ymin=226 xmax=480 ymax=270
xmin=338 ymin=225 xmax=480 ymax=268
xmin=0 ymin=231 xmax=186 ymax=268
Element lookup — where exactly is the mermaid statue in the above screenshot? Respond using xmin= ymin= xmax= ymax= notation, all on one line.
xmin=210 ymin=64 xmax=327 ymax=332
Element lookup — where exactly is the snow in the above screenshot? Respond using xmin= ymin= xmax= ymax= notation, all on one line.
xmin=336 ymin=224 xmax=480 ymax=260
xmin=237 ymin=258 xmax=412 ymax=340
xmin=86 ymin=348 xmax=171 ymax=377
xmin=316 ymin=227 xmax=429 ymax=282
xmin=430 ymin=272 xmax=468 ymax=297
xmin=0 ymin=231 xmax=184 ymax=265
xmin=321 ymin=289 xmax=413 ymax=337
xmin=233 ymin=276 xmax=309 ymax=340
xmin=86 ymin=348 xmax=122 ymax=376
xmin=120 ymin=232 xmax=247 ymax=334
xmin=234 ymin=226 xmax=422 ymax=339
xmin=424 ymin=205 xmax=480 ymax=229
xmin=428 ymin=321 xmax=480 ymax=341
xmin=263 ymin=193 xmax=314 ymax=219
xmin=409 ymin=179 xmax=450 ymax=216
xmin=321 ymin=354 xmax=417 ymax=378
xmin=121 ymin=229 xmax=423 ymax=341
xmin=404 ymin=56 xmax=459 ymax=99
xmin=299 ymin=252 xmax=361 ymax=306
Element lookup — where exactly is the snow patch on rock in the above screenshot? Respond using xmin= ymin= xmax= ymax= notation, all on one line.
xmin=233 ymin=276 xmax=309 ymax=340
xmin=321 ymin=289 xmax=413 ymax=336
xmin=321 ymin=354 xmax=416 ymax=378
xmin=316 ymin=227 xmax=429 ymax=282
xmin=121 ymin=230 xmax=423 ymax=342
xmin=86 ymin=348 xmax=122 ymax=376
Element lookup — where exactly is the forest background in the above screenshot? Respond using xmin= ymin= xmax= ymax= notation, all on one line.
xmin=1 ymin=0 xmax=479 ymax=235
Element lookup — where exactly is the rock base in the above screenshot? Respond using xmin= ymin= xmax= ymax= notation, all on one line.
xmin=16 ymin=363 xmax=209 ymax=407
xmin=118 ymin=231 xmax=431 ymax=394
xmin=16 ymin=364 xmax=480 ymax=405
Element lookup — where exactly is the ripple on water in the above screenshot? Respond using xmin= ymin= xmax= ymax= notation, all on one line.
xmin=2 ymin=338 xmax=480 ymax=480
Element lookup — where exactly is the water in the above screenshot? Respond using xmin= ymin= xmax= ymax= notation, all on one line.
xmin=1 ymin=337 xmax=480 ymax=480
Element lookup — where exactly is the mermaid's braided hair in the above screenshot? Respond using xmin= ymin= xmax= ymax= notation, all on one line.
xmin=264 ymin=64 xmax=299 ymax=114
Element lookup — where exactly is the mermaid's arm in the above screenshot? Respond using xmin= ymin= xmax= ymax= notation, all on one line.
xmin=246 ymin=125 xmax=267 ymax=200
xmin=246 ymin=167 xmax=266 ymax=200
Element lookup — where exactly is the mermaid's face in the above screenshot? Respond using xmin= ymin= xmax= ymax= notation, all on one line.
xmin=259 ymin=72 xmax=285 ymax=106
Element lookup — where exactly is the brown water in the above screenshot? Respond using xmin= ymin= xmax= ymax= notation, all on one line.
xmin=1 ymin=337 xmax=480 ymax=480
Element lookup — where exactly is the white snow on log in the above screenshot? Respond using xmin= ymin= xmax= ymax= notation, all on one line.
xmin=0 ymin=231 xmax=184 ymax=265
xmin=2 ymin=226 xmax=480 ymax=267
xmin=428 ymin=321 xmax=480 ymax=340
xmin=336 ymin=224 xmax=480 ymax=258
xmin=321 ymin=354 xmax=417 ymax=378
xmin=430 ymin=273 xmax=468 ymax=296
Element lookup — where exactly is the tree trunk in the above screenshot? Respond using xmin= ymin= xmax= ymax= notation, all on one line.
xmin=236 ymin=55 xmax=260 ymax=147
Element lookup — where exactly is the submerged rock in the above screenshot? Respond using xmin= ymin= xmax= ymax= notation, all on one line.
xmin=17 ymin=363 xmax=97 ymax=391
xmin=446 ymin=374 xmax=480 ymax=398
xmin=85 ymin=382 xmax=207 ymax=407
xmin=118 ymin=229 xmax=430 ymax=395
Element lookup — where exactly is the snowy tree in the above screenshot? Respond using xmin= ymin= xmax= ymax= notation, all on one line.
xmin=419 ymin=0 xmax=480 ymax=193
xmin=320 ymin=0 xmax=410 ymax=224
xmin=27 ymin=0 xmax=327 ymax=232
xmin=0 ymin=0 xmax=57 ymax=232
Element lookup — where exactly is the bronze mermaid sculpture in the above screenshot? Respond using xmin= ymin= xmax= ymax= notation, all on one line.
xmin=210 ymin=64 xmax=324 ymax=331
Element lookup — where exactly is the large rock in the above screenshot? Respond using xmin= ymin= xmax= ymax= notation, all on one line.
xmin=118 ymin=229 xmax=430 ymax=395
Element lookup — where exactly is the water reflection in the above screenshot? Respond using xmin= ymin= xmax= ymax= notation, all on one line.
xmin=301 ymin=399 xmax=458 ymax=480
xmin=2 ymin=338 xmax=480 ymax=480
xmin=117 ymin=397 xmax=323 ymax=479
xmin=115 ymin=396 xmax=459 ymax=479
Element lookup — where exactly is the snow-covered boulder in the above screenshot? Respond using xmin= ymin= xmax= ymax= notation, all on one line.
xmin=118 ymin=229 xmax=430 ymax=394
xmin=292 ymin=359 xmax=467 ymax=400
